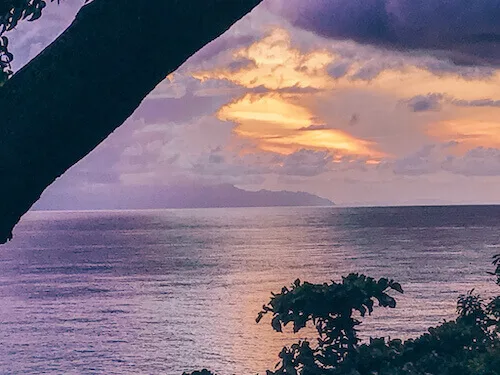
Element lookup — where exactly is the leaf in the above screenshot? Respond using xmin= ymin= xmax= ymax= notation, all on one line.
xmin=271 ymin=316 xmax=283 ymax=332
xmin=391 ymin=282 xmax=404 ymax=294
xmin=377 ymin=278 xmax=389 ymax=289
xmin=387 ymin=297 xmax=396 ymax=308
xmin=493 ymin=253 xmax=500 ymax=265
xmin=256 ymin=312 xmax=263 ymax=324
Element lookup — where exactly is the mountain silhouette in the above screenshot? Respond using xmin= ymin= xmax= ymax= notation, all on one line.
xmin=33 ymin=183 xmax=334 ymax=210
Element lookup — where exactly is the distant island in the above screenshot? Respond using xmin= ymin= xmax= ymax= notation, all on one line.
xmin=33 ymin=183 xmax=334 ymax=210
xmin=154 ymin=184 xmax=335 ymax=209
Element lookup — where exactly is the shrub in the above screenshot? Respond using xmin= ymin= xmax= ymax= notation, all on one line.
xmin=186 ymin=255 xmax=500 ymax=375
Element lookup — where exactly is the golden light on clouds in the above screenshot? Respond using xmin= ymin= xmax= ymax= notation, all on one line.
xmin=265 ymin=128 xmax=381 ymax=156
xmin=193 ymin=28 xmax=334 ymax=90
xmin=218 ymin=94 xmax=313 ymax=130
xmin=191 ymin=26 xmax=500 ymax=166
xmin=194 ymin=27 xmax=500 ymax=103
xmin=191 ymin=28 xmax=388 ymax=159
xmin=203 ymin=28 xmax=500 ymax=100
xmin=370 ymin=68 xmax=500 ymax=100
xmin=428 ymin=119 xmax=500 ymax=150
xmin=219 ymin=93 xmax=383 ymax=157
xmin=194 ymin=26 xmax=500 ymax=103
xmin=425 ymin=103 xmax=500 ymax=152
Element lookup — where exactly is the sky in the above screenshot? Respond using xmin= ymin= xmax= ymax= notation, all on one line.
xmin=8 ymin=0 xmax=500 ymax=206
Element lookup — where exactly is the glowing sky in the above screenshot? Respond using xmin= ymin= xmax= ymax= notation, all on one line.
xmin=9 ymin=0 xmax=500 ymax=206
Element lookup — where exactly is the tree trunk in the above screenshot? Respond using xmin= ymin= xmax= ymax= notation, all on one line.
xmin=0 ymin=0 xmax=263 ymax=243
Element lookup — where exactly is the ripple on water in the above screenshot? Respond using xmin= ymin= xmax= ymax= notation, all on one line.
xmin=0 ymin=206 xmax=499 ymax=374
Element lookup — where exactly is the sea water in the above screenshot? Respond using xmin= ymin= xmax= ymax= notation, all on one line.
xmin=0 ymin=206 xmax=499 ymax=374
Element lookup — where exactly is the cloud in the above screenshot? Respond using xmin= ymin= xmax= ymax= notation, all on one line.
xmin=138 ymin=77 xmax=236 ymax=123
xmin=188 ymin=146 xmax=375 ymax=182
xmin=193 ymin=28 xmax=334 ymax=90
xmin=403 ymin=93 xmax=500 ymax=113
xmin=226 ymin=58 xmax=257 ymax=72
xmin=253 ymin=84 xmax=323 ymax=94
xmin=269 ymin=0 xmax=500 ymax=66
xmin=218 ymin=93 xmax=382 ymax=157
xmin=187 ymin=34 xmax=258 ymax=67
xmin=405 ymin=93 xmax=444 ymax=112
xmin=327 ymin=61 xmax=351 ymax=78
xmin=392 ymin=144 xmax=445 ymax=175
xmin=391 ymin=142 xmax=500 ymax=176
xmin=299 ymin=124 xmax=329 ymax=131
xmin=428 ymin=118 xmax=500 ymax=151
xmin=278 ymin=149 xmax=333 ymax=176
xmin=445 ymin=147 xmax=500 ymax=176
xmin=452 ymin=98 xmax=500 ymax=108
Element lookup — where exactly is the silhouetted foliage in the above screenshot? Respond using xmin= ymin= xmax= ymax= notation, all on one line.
xmin=0 ymin=0 xmax=88 ymax=84
xmin=256 ymin=273 xmax=404 ymax=372
xmin=1 ymin=0 xmax=46 ymax=83
xmin=188 ymin=254 xmax=500 ymax=375
xmin=493 ymin=253 xmax=500 ymax=285
xmin=182 ymin=370 xmax=216 ymax=375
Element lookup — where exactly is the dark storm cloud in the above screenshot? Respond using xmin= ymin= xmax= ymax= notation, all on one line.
xmin=271 ymin=0 xmax=500 ymax=66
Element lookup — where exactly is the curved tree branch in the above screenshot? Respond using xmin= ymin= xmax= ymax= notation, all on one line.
xmin=0 ymin=0 xmax=263 ymax=243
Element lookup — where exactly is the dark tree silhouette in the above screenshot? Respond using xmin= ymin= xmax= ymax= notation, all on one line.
xmin=0 ymin=0 xmax=263 ymax=243
xmin=186 ymin=256 xmax=500 ymax=375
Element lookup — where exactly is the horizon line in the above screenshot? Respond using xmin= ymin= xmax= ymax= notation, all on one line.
xmin=29 ymin=202 xmax=500 ymax=213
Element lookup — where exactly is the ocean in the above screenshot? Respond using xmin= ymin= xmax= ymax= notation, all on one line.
xmin=0 ymin=206 xmax=499 ymax=374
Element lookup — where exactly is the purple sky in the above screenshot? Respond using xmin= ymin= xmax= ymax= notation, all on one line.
xmin=8 ymin=0 xmax=500 ymax=207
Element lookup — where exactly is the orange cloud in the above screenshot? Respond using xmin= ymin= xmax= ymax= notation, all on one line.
xmin=193 ymin=28 xmax=334 ymax=90
xmin=264 ymin=128 xmax=380 ymax=156
xmin=370 ymin=68 xmax=500 ymax=100
xmin=218 ymin=94 xmax=313 ymax=131
xmin=191 ymin=28 xmax=385 ymax=159
xmin=193 ymin=27 xmax=500 ymax=164
xmin=219 ymin=93 xmax=384 ymax=158
xmin=424 ymin=103 xmax=500 ymax=152
xmin=428 ymin=118 xmax=500 ymax=151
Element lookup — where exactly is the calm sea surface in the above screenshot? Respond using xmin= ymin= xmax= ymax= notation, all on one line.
xmin=1 ymin=206 xmax=499 ymax=374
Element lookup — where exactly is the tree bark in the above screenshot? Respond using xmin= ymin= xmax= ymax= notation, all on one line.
xmin=0 ymin=0 xmax=263 ymax=243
